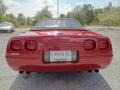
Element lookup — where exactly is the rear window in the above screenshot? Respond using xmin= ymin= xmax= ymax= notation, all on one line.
xmin=32 ymin=19 xmax=82 ymax=30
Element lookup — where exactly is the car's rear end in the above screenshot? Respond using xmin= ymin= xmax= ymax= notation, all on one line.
xmin=6 ymin=30 xmax=113 ymax=73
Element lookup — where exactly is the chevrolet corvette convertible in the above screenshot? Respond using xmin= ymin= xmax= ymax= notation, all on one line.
xmin=6 ymin=18 xmax=113 ymax=74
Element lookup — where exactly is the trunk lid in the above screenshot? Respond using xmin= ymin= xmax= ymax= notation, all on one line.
xmin=18 ymin=29 xmax=103 ymax=38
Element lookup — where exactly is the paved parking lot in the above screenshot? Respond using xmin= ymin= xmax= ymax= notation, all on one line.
xmin=0 ymin=28 xmax=120 ymax=90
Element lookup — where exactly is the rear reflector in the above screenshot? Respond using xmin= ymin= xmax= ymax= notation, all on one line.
xmin=25 ymin=40 xmax=37 ymax=51
xmin=98 ymin=40 xmax=109 ymax=50
xmin=10 ymin=40 xmax=22 ymax=51
xmin=84 ymin=39 xmax=96 ymax=50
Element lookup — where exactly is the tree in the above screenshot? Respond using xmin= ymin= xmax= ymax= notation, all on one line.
xmin=66 ymin=12 xmax=72 ymax=18
xmin=0 ymin=0 xmax=7 ymax=16
xmin=35 ymin=6 xmax=52 ymax=22
xmin=0 ymin=0 xmax=8 ymax=22
xmin=82 ymin=4 xmax=95 ymax=24
xmin=66 ymin=5 xmax=85 ymax=25
xmin=104 ymin=2 xmax=113 ymax=12
xmin=26 ymin=17 xmax=34 ymax=26
xmin=66 ymin=4 xmax=96 ymax=25
xmin=98 ymin=7 xmax=120 ymax=26
xmin=17 ymin=13 xmax=25 ymax=25
xmin=6 ymin=13 xmax=18 ymax=26
xmin=60 ymin=14 xmax=65 ymax=18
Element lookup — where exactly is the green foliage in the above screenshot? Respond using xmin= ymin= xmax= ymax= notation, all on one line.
xmin=60 ymin=14 xmax=66 ymax=18
xmin=0 ymin=0 xmax=120 ymax=27
xmin=6 ymin=13 xmax=19 ymax=26
xmin=17 ymin=13 xmax=25 ymax=26
xmin=99 ymin=15 xmax=120 ymax=26
xmin=97 ymin=7 xmax=120 ymax=26
xmin=66 ymin=4 xmax=95 ymax=25
xmin=0 ymin=0 xmax=7 ymax=16
xmin=35 ymin=7 xmax=52 ymax=21
xmin=66 ymin=2 xmax=120 ymax=26
xmin=25 ymin=17 xmax=34 ymax=27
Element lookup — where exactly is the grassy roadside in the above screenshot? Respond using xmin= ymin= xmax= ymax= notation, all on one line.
xmin=84 ymin=26 xmax=120 ymax=30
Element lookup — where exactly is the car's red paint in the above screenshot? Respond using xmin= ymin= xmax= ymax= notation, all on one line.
xmin=6 ymin=29 xmax=113 ymax=72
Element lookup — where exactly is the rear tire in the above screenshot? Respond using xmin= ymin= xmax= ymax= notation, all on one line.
xmin=11 ymin=29 xmax=15 ymax=32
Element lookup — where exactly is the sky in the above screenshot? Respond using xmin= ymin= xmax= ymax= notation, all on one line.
xmin=3 ymin=0 xmax=120 ymax=18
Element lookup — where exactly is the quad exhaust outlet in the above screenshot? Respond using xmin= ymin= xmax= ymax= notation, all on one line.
xmin=19 ymin=71 xmax=31 ymax=74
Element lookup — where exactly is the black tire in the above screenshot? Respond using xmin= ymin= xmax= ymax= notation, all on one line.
xmin=11 ymin=29 xmax=15 ymax=32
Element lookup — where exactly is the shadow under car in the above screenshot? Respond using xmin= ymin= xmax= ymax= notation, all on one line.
xmin=10 ymin=72 xmax=111 ymax=90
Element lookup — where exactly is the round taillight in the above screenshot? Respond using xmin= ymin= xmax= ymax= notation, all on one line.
xmin=84 ymin=39 xmax=96 ymax=50
xmin=98 ymin=40 xmax=109 ymax=50
xmin=10 ymin=40 xmax=22 ymax=51
xmin=25 ymin=40 xmax=37 ymax=51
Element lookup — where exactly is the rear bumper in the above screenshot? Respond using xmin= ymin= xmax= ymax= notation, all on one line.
xmin=6 ymin=56 xmax=112 ymax=72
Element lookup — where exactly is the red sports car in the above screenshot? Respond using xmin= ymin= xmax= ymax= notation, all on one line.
xmin=6 ymin=18 xmax=113 ymax=74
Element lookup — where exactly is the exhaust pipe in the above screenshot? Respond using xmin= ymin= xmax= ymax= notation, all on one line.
xmin=19 ymin=71 xmax=24 ymax=74
xmin=26 ymin=71 xmax=31 ymax=75
xmin=88 ymin=70 xmax=92 ymax=73
xmin=95 ymin=70 xmax=99 ymax=73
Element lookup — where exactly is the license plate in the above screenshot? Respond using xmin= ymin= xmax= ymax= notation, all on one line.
xmin=44 ymin=50 xmax=77 ymax=62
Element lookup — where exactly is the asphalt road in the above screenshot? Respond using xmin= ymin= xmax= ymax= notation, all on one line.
xmin=0 ymin=28 xmax=120 ymax=90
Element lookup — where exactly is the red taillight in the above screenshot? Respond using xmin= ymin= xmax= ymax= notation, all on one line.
xmin=10 ymin=40 xmax=22 ymax=51
xmin=84 ymin=39 xmax=96 ymax=50
xmin=25 ymin=40 xmax=37 ymax=51
xmin=98 ymin=40 xmax=109 ymax=50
